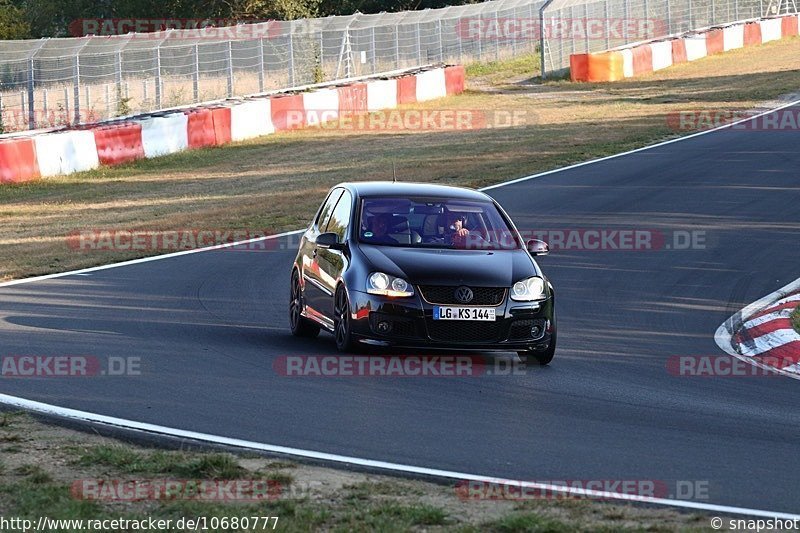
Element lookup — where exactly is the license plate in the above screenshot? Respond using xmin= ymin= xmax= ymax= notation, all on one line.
xmin=433 ymin=306 xmax=496 ymax=321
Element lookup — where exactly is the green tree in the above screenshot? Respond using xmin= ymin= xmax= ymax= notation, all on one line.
xmin=0 ymin=0 xmax=30 ymax=39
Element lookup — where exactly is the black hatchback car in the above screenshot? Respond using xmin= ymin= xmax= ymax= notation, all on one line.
xmin=289 ymin=182 xmax=556 ymax=364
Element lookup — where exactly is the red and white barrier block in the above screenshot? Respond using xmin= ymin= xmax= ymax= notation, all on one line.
xmin=572 ymin=14 xmax=800 ymax=82
xmin=716 ymin=280 xmax=800 ymax=379
xmin=0 ymin=65 xmax=466 ymax=184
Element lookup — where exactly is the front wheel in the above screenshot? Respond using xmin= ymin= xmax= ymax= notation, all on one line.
xmin=289 ymin=270 xmax=320 ymax=338
xmin=333 ymin=285 xmax=356 ymax=352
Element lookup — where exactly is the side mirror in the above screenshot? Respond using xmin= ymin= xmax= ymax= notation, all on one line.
xmin=526 ymin=239 xmax=549 ymax=256
xmin=316 ymin=232 xmax=345 ymax=250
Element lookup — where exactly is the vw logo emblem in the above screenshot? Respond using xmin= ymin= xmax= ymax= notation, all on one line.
xmin=455 ymin=286 xmax=474 ymax=304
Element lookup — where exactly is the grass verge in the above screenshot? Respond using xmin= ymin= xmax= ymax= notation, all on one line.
xmin=0 ymin=412 xmax=718 ymax=531
xmin=792 ymin=305 xmax=800 ymax=334
xmin=1 ymin=38 xmax=800 ymax=280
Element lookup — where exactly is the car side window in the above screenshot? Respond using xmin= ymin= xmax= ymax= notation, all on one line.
xmin=324 ymin=190 xmax=352 ymax=241
xmin=315 ymin=189 xmax=344 ymax=231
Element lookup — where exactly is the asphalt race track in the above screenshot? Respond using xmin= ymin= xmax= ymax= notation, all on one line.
xmin=1 ymin=105 xmax=799 ymax=513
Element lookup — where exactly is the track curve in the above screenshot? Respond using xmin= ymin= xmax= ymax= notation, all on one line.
xmin=1 ymin=103 xmax=799 ymax=513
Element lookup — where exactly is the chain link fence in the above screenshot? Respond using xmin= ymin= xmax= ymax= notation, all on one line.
xmin=0 ymin=0 xmax=545 ymax=132
xmin=0 ymin=0 xmax=794 ymax=132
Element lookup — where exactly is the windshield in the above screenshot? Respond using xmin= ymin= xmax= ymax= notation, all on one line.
xmin=357 ymin=197 xmax=521 ymax=250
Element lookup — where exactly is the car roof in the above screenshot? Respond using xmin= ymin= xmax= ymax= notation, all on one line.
xmin=337 ymin=181 xmax=491 ymax=202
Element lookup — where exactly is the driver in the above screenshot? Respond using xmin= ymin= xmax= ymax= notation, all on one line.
xmin=363 ymin=213 xmax=399 ymax=245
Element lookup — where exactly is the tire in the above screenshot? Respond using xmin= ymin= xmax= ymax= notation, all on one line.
xmin=289 ymin=270 xmax=320 ymax=338
xmin=333 ymin=284 xmax=356 ymax=352
xmin=518 ymin=328 xmax=557 ymax=366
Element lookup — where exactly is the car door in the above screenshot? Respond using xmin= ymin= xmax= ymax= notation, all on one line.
xmin=313 ymin=189 xmax=353 ymax=320
xmin=303 ymin=188 xmax=343 ymax=321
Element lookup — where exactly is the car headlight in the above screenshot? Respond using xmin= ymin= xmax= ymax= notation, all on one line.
xmin=367 ymin=272 xmax=415 ymax=297
xmin=510 ymin=276 xmax=546 ymax=301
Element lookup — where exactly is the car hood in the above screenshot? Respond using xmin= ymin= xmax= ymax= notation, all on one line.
xmin=359 ymin=245 xmax=539 ymax=287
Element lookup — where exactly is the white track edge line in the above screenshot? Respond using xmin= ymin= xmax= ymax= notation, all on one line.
xmin=3 ymin=92 xmax=800 ymax=518
xmin=1 ymin=392 xmax=797 ymax=519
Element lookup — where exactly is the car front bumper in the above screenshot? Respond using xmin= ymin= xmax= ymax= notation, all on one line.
xmin=347 ymin=289 xmax=555 ymax=352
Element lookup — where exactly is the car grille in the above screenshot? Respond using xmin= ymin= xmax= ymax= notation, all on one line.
xmin=418 ymin=285 xmax=506 ymax=306
xmin=426 ymin=320 xmax=503 ymax=343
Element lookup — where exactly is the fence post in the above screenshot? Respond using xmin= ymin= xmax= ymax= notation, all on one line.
xmin=258 ymin=38 xmax=265 ymax=92
xmin=494 ymin=12 xmax=500 ymax=60
xmin=416 ymin=22 xmax=422 ymax=64
xmin=115 ymin=50 xmax=123 ymax=114
xmin=457 ymin=18 xmax=463 ymax=62
xmin=584 ymin=2 xmax=590 ymax=52
xmin=371 ymin=27 xmax=377 ymax=73
xmin=27 ymin=57 xmax=35 ymax=130
xmin=689 ymin=0 xmax=694 ymax=28
xmin=438 ymin=20 xmax=444 ymax=62
xmin=227 ymin=41 xmax=234 ymax=97
xmin=540 ymin=0 xmax=555 ymax=78
xmin=73 ymin=55 xmax=81 ymax=124
xmin=63 ymin=87 xmax=69 ymax=125
xmin=193 ymin=43 xmax=200 ymax=102
xmin=288 ymin=31 xmax=296 ymax=86
xmin=623 ymin=0 xmax=630 ymax=42
xmin=604 ymin=0 xmax=611 ymax=49
xmin=477 ymin=15 xmax=482 ymax=60
xmin=395 ymin=24 xmax=400 ymax=67
xmin=666 ymin=0 xmax=672 ymax=34
xmin=155 ymin=47 xmax=162 ymax=109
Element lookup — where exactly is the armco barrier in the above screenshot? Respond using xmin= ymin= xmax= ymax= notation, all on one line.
xmin=34 ymin=130 xmax=99 ymax=177
xmin=684 ymin=34 xmax=708 ymax=61
xmin=230 ymin=99 xmax=274 ymax=141
xmin=621 ymin=49 xmax=634 ymax=77
xmin=186 ymin=109 xmax=217 ymax=149
xmin=0 ymin=137 xmax=39 ymax=183
xmin=338 ymin=84 xmax=368 ymax=114
xmin=723 ymin=24 xmax=745 ymax=51
xmin=366 ymin=79 xmax=399 ymax=112
xmin=671 ymin=39 xmax=688 ymax=64
xmin=303 ymin=88 xmax=339 ymax=126
xmin=93 ymin=123 xmax=144 ymax=166
xmin=650 ymin=41 xmax=673 ymax=71
xmin=397 ymin=75 xmax=417 ymax=104
xmin=588 ymin=52 xmax=624 ymax=82
xmin=760 ymin=17 xmax=784 ymax=42
xmin=210 ymin=106 xmax=232 ymax=145
xmin=416 ymin=69 xmax=448 ymax=101
xmin=444 ymin=65 xmax=466 ymax=95
xmin=271 ymin=94 xmax=305 ymax=131
xmin=706 ymin=28 xmax=725 ymax=55
xmin=782 ymin=15 xmax=799 ymax=36
xmin=744 ymin=22 xmax=763 ymax=46
xmin=139 ymin=113 xmax=189 ymax=158
xmin=571 ymin=14 xmax=800 ymax=82
xmin=631 ymin=45 xmax=653 ymax=75
xmin=1 ymin=65 xmax=463 ymax=183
